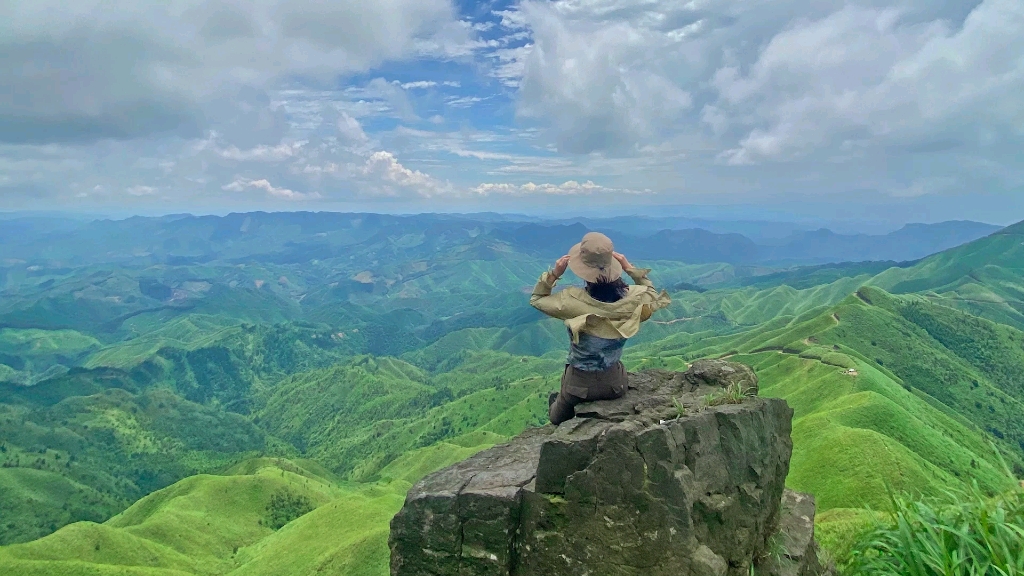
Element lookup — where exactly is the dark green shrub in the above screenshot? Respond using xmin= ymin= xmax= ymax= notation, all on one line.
xmin=264 ymin=489 xmax=314 ymax=530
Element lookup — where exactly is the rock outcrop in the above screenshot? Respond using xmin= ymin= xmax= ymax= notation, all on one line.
xmin=389 ymin=360 xmax=829 ymax=576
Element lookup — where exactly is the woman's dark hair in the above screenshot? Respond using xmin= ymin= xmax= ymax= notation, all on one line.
xmin=585 ymin=278 xmax=629 ymax=303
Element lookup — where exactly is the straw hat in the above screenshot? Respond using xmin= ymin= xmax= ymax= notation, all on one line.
xmin=568 ymin=232 xmax=623 ymax=282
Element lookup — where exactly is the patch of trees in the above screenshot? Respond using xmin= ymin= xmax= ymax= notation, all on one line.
xmin=263 ymin=489 xmax=314 ymax=530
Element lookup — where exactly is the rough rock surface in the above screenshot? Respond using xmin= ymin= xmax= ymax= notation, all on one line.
xmin=760 ymin=490 xmax=829 ymax=576
xmin=389 ymin=359 xmax=828 ymax=576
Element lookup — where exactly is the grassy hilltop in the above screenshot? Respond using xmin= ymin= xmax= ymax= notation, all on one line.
xmin=0 ymin=213 xmax=1021 ymax=574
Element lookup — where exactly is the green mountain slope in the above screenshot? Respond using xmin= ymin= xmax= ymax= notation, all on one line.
xmin=0 ymin=328 xmax=101 ymax=385
xmin=256 ymin=352 xmax=562 ymax=481
xmin=6 ymin=326 xmax=1014 ymax=576
xmin=627 ymin=301 xmax=1019 ymax=511
xmin=0 ymin=387 xmax=269 ymax=545
xmin=0 ymin=459 xmax=346 ymax=576
xmin=872 ymin=223 xmax=1024 ymax=329
xmin=0 ymin=467 xmax=122 ymax=548
xmin=11 ymin=266 xmax=1014 ymax=553
xmin=739 ymin=223 xmax=1024 ymax=330
xmin=0 ymin=446 xmax=500 ymax=576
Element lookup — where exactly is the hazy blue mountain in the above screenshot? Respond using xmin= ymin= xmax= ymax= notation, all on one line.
xmin=618 ymin=228 xmax=760 ymax=264
xmin=0 ymin=212 xmax=1001 ymax=271
xmin=759 ymin=220 xmax=1002 ymax=264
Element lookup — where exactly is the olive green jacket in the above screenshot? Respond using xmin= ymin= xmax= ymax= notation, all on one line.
xmin=530 ymin=267 xmax=672 ymax=343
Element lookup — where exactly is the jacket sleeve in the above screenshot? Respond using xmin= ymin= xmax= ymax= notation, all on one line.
xmin=627 ymin=267 xmax=657 ymax=323
xmin=529 ymin=271 xmax=573 ymax=320
xmin=625 ymin=267 xmax=655 ymax=288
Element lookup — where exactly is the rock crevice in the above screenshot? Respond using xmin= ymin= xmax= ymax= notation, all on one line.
xmin=389 ymin=360 xmax=830 ymax=576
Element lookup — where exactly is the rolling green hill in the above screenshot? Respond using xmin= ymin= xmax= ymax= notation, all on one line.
xmin=0 ymin=459 xmax=350 ymax=575
xmin=0 ymin=385 xmax=270 ymax=545
xmin=256 ymin=352 xmax=562 ymax=481
xmin=0 ymin=214 xmax=1021 ymax=574
xmin=624 ymin=289 xmax=1024 ymax=563
xmin=734 ymin=222 xmax=1024 ymax=330
xmin=5 ymin=322 xmax=1017 ymax=574
xmin=0 ymin=328 xmax=101 ymax=385
xmin=0 ymin=448 xmax=501 ymax=576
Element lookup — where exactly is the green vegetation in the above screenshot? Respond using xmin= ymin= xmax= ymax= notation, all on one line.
xmin=704 ymin=380 xmax=757 ymax=406
xmin=0 ymin=328 xmax=101 ymax=385
xmin=0 ymin=387 xmax=268 ymax=544
xmin=0 ymin=213 xmax=1021 ymax=574
xmin=0 ymin=459 xmax=352 ymax=575
xmin=263 ymin=489 xmax=315 ymax=530
xmin=256 ymin=352 xmax=558 ymax=481
xmin=846 ymin=485 xmax=1024 ymax=575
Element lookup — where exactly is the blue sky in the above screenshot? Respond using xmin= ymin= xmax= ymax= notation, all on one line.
xmin=1 ymin=0 xmax=1023 ymax=226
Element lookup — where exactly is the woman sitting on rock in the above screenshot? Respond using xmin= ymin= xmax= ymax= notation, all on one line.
xmin=530 ymin=232 xmax=671 ymax=425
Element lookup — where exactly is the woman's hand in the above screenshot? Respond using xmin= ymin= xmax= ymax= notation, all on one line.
xmin=552 ymin=255 xmax=570 ymax=279
xmin=613 ymin=252 xmax=633 ymax=270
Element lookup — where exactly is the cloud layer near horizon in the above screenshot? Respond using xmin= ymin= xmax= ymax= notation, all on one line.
xmin=1 ymin=0 xmax=1021 ymax=224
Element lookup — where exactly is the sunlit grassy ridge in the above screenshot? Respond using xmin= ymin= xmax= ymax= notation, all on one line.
xmin=746 ymin=353 xmax=1011 ymax=508
xmin=0 ymin=445 xmax=502 ymax=576
xmin=256 ymin=352 xmax=560 ymax=481
xmin=84 ymin=316 xmax=244 ymax=371
xmin=0 ymin=328 xmax=102 ymax=385
xmin=0 ymin=385 xmax=269 ymax=545
xmin=0 ymin=460 xmax=362 ymax=575
xmin=791 ymin=223 xmax=1024 ymax=330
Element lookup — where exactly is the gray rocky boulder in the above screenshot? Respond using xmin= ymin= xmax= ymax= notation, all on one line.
xmin=759 ymin=490 xmax=830 ymax=576
xmin=389 ymin=359 xmax=828 ymax=576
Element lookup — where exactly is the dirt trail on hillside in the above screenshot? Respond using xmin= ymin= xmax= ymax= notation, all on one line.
xmin=653 ymin=317 xmax=694 ymax=325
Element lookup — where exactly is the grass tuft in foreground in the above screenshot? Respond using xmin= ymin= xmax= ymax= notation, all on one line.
xmin=846 ymin=483 xmax=1024 ymax=575
xmin=705 ymin=381 xmax=757 ymax=407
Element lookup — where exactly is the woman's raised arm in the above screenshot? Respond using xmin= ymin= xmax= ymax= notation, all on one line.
xmin=529 ymin=255 xmax=573 ymax=319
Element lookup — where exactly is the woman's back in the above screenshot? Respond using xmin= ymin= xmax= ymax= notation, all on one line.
xmin=527 ymin=232 xmax=671 ymax=424
xmin=567 ymin=331 xmax=626 ymax=372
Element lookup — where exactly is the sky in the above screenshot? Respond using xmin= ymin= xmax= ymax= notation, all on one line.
xmin=1 ymin=0 xmax=1022 ymax=226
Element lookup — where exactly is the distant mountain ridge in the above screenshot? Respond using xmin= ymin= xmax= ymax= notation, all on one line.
xmin=0 ymin=211 xmax=1000 ymax=269
xmin=496 ymin=218 xmax=999 ymax=265
xmin=758 ymin=220 xmax=1003 ymax=264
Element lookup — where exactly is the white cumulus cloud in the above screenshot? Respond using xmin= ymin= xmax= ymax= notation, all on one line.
xmin=712 ymin=1 xmax=1024 ymax=164
xmin=489 ymin=0 xmax=1024 ymax=164
xmin=336 ymin=113 xmax=370 ymax=145
xmin=0 ymin=0 xmax=467 ymax=144
xmin=361 ymin=151 xmax=452 ymax=196
xmin=222 ymin=177 xmax=320 ymax=200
